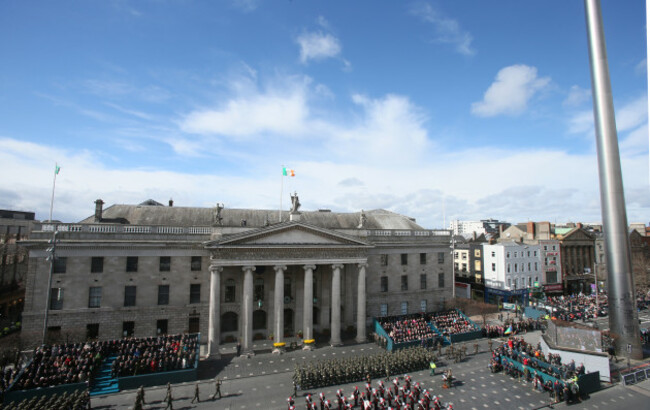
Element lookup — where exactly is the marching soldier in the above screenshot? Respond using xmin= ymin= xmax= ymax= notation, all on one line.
xmin=164 ymin=382 xmax=174 ymax=410
xmin=212 ymin=378 xmax=222 ymax=400
xmin=191 ymin=382 xmax=200 ymax=403
xmin=137 ymin=385 xmax=146 ymax=405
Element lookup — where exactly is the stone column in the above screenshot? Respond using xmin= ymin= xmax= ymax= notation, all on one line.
xmin=303 ymin=264 xmax=316 ymax=347
xmin=356 ymin=263 xmax=367 ymax=343
xmin=273 ymin=265 xmax=287 ymax=353
xmin=330 ymin=264 xmax=343 ymax=346
xmin=208 ymin=265 xmax=223 ymax=357
xmin=241 ymin=265 xmax=255 ymax=355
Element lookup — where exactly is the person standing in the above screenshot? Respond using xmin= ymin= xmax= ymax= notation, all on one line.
xmin=164 ymin=383 xmax=174 ymax=410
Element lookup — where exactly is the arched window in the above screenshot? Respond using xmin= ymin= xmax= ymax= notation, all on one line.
xmin=225 ymin=279 xmax=236 ymax=303
xmin=221 ymin=312 xmax=238 ymax=332
xmin=253 ymin=310 xmax=266 ymax=330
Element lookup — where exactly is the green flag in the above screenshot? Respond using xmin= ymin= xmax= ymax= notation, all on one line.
xmin=55 ymin=164 xmax=61 ymax=175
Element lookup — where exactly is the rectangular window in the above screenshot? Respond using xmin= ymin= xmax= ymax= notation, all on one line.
xmin=225 ymin=281 xmax=236 ymax=303
xmin=380 ymin=303 xmax=388 ymax=317
xmin=189 ymin=317 xmax=200 ymax=333
xmin=88 ymin=286 xmax=102 ymax=308
xmin=438 ymin=272 xmax=445 ymax=288
xmin=514 ymin=252 xmax=517 ymax=258
xmin=156 ymin=319 xmax=168 ymax=335
xmin=528 ymin=262 xmax=531 ymax=271
xmin=380 ymin=276 xmax=388 ymax=292
xmin=461 ymin=263 xmax=467 ymax=272
xmin=420 ymin=253 xmax=427 ymax=265
xmin=401 ymin=254 xmax=408 ymax=265
xmin=454 ymin=251 xmax=458 ymax=259
xmin=401 ymin=275 xmax=408 ymax=291
xmin=437 ymin=252 xmax=445 ymax=264
xmin=491 ymin=252 xmax=496 ymax=257
xmin=508 ymin=278 xmax=512 ymax=288
xmin=547 ymin=271 xmax=557 ymax=283
xmin=124 ymin=286 xmax=137 ymax=307
xmin=506 ymin=252 xmax=510 ymax=258
xmin=190 ymin=284 xmax=201 ymax=304
xmin=492 ymin=263 xmax=496 ymax=272
xmin=86 ymin=323 xmax=99 ymax=340
xmin=514 ymin=264 xmax=518 ymax=272
xmin=528 ymin=277 xmax=532 ymax=287
xmin=420 ymin=300 xmax=427 ymax=313
xmin=461 ymin=253 xmax=467 ymax=260
xmin=507 ymin=264 xmax=511 ymax=273
xmin=552 ymin=245 xmax=556 ymax=251
xmin=50 ymin=288 xmax=64 ymax=310
xmin=122 ymin=321 xmax=135 ymax=337
xmin=53 ymin=257 xmax=67 ymax=274
xmin=535 ymin=262 xmax=538 ymax=271
xmin=191 ymin=256 xmax=202 ymax=271
xmin=534 ymin=251 xmax=537 ymax=257
xmin=401 ymin=301 xmax=408 ymax=315
xmin=527 ymin=251 xmax=531 ymax=257
xmin=474 ymin=249 xmax=481 ymax=257
xmin=159 ymin=256 xmax=171 ymax=272
xmin=91 ymin=257 xmax=104 ymax=273
xmin=544 ymin=245 xmax=548 ymax=251
xmin=420 ymin=274 xmax=427 ymax=290
xmin=474 ymin=260 xmax=481 ymax=271
xmin=158 ymin=285 xmax=170 ymax=305
xmin=126 ymin=256 xmax=138 ymax=272
xmin=380 ymin=254 xmax=388 ymax=266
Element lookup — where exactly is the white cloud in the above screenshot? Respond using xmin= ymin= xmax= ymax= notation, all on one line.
xmin=179 ymin=84 xmax=309 ymax=137
xmin=616 ymin=95 xmax=647 ymax=132
xmin=567 ymin=110 xmax=594 ymax=135
xmin=410 ymin=2 xmax=475 ymax=56
xmin=564 ymin=85 xmax=591 ymax=107
xmin=296 ymin=32 xmax=341 ymax=64
xmin=471 ymin=65 xmax=551 ymax=117
xmin=635 ymin=58 xmax=646 ymax=76
xmin=1 ymin=135 xmax=648 ymax=229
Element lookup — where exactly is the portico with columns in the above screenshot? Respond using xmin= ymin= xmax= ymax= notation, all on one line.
xmin=205 ymin=221 xmax=371 ymax=356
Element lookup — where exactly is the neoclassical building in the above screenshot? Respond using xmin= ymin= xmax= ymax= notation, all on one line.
xmin=21 ymin=198 xmax=453 ymax=354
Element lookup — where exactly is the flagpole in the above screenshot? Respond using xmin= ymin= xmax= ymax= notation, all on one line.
xmin=279 ymin=166 xmax=284 ymax=223
xmin=48 ymin=163 xmax=59 ymax=222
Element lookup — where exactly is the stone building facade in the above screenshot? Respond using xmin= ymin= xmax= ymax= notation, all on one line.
xmin=21 ymin=199 xmax=452 ymax=352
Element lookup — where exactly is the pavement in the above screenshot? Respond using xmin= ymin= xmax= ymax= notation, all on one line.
xmin=86 ymin=330 xmax=650 ymax=410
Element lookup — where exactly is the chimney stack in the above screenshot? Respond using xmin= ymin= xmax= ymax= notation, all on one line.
xmin=527 ymin=221 xmax=535 ymax=240
xmin=94 ymin=199 xmax=104 ymax=222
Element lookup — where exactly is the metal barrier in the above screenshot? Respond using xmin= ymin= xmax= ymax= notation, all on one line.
xmin=622 ymin=366 xmax=650 ymax=386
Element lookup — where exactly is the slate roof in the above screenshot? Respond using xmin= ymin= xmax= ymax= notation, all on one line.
xmin=78 ymin=203 xmax=425 ymax=231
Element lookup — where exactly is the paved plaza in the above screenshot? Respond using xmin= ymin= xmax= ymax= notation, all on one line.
xmin=87 ymin=331 xmax=650 ymax=410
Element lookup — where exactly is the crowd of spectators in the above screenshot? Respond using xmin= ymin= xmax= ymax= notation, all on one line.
xmin=12 ymin=341 xmax=107 ymax=390
xmin=489 ymin=337 xmax=584 ymax=404
xmin=427 ymin=310 xmax=479 ymax=336
xmin=483 ymin=318 xmax=546 ymax=338
xmin=543 ymin=294 xmax=607 ymax=321
xmin=111 ymin=333 xmax=198 ymax=378
xmin=378 ymin=314 xmax=437 ymax=344
xmin=9 ymin=333 xmax=198 ymax=392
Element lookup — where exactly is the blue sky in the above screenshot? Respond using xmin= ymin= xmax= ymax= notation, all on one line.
xmin=0 ymin=0 xmax=647 ymax=228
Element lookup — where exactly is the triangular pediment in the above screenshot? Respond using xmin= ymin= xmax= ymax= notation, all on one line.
xmin=562 ymin=228 xmax=594 ymax=241
xmin=205 ymin=221 xmax=371 ymax=248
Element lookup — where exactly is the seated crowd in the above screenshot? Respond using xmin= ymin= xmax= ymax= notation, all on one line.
xmin=379 ymin=314 xmax=437 ymax=344
xmin=426 ymin=310 xmax=478 ymax=336
xmin=111 ymin=333 xmax=198 ymax=378
xmin=11 ymin=333 xmax=198 ymax=392
xmin=489 ymin=337 xmax=585 ymax=404
xmin=13 ymin=341 xmax=107 ymax=390
xmin=483 ymin=318 xmax=546 ymax=338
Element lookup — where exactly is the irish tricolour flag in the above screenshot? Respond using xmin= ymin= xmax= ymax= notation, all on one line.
xmin=282 ymin=167 xmax=295 ymax=177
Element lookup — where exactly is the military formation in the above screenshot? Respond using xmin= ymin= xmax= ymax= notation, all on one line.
xmin=293 ymin=346 xmax=437 ymax=390
xmin=2 ymin=388 xmax=91 ymax=410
